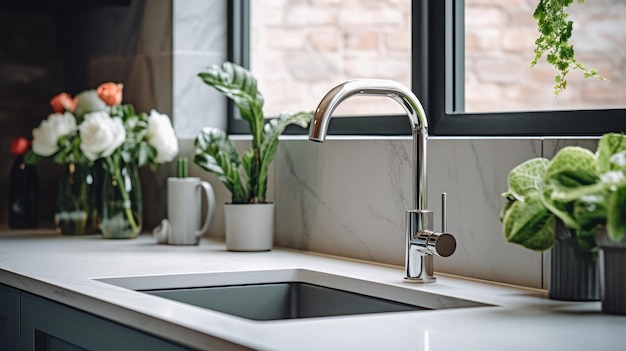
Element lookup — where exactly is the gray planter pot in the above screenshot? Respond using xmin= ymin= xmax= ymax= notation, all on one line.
xmin=549 ymin=223 xmax=600 ymax=301
xmin=596 ymin=228 xmax=626 ymax=315
xmin=224 ymin=203 xmax=275 ymax=252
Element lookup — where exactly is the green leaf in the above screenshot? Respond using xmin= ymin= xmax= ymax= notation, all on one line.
xmin=596 ymin=133 xmax=626 ymax=174
xmin=52 ymin=150 xmax=67 ymax=164
xmin=573 ymin=194 xmax=606 ymax=232
xmin=24 ymin=150 xmax=43 ymax=164
xmin=198 ymin=62 xmax=265 ymax=148
xmin=137 ymin=141 xmax=156 ymax=167
xmin=502 ymin=193 xmax=556 ymax=251
xmin=120 ymin=150 xmax=132 ymax=165
xmin=241 ymin=148 xmax=257 ymax=202
xmin=194 ymin=127 xmax=247 ymax=203
xmin=548 ymin=181 xmax=609 ymax=203
xmin=541 ymin=186 xmax=578 ymax=229
xmin=545 ymin=146 xmax=597 ymax=190
xmin=253 ymin=111 xmax=313 ymax=202
xmin=499 ymin=193 xmax=515 ymax=222
xmin=606 ymin=184 xmax=626 ymax=242
xmin=102 ymin=150 xmax=120 ymax=176
xmin=506 ymin=158 xmax=549 ymax=201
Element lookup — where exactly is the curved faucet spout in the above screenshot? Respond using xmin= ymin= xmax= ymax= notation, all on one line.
xmin=309 ymin=79 xmax=428 ymax=141
xmin=308 ymin=79 xmax=429 ymax=210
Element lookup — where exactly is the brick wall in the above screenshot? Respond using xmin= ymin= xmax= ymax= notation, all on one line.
xmin=251 ymin=0 xmax=411 ymax=117
xmin=466 ymin=0 xmax=626 ymax=112
xmin=252 ymin=0 xmax=626 ymax=116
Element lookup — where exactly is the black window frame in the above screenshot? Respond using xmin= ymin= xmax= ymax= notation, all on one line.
xmin=228 ymin=0 xmax=626 ymax=137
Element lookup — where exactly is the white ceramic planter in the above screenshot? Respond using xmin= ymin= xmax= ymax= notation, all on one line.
xmin=224 ymin=203 xmax=274 ymax=251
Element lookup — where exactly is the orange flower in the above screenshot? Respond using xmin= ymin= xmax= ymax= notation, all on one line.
xmin=10 ymin=136 xmax=31 ymax=155
xmin=97 ymin=82 xmax=124 ymax=106
xmin=50 ymin=92 xmax=77 ymax=113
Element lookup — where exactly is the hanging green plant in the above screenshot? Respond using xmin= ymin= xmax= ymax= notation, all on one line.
xmin=530 ymin=0 xmax=606 ymax=96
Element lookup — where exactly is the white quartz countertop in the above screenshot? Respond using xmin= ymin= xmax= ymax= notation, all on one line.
xmin=1 ymin=230 xmax=625 ymax=351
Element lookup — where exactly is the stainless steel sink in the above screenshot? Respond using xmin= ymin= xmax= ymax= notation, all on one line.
xmin=95 ymin=269 xmax=488 ymax=321
xmin=145 ymin=282 xmax=425 ymax=321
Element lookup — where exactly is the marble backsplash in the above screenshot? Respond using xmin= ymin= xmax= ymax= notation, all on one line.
xmin=272 ymin=137 xmax=544 ymax=288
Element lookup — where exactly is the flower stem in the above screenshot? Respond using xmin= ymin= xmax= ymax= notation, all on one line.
xmin=115 ymin=167 xmax=139 ymax=234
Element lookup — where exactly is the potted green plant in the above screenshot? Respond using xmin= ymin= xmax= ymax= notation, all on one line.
xmin=501 ymin=133 xmax=626 ymax=313
xmin=193 ymin=62 xmax=312 ymax=251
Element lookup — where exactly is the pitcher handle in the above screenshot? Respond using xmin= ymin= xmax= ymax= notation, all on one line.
xmin=196 ymin=181 xmax=216 ymax=238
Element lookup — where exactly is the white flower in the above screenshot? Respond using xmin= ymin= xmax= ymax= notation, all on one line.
xmin=73 ymin=90 xmax=107 ymax=118
xmin=79 ymin=111 xmax=126 ymax=161
xmin=31 ymin=112 xmax=77 ymax=156
xmin=147 ymin=109 xmax=178 ymax=163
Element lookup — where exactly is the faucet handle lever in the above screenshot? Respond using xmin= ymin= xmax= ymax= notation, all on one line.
xmin=425 ymin=232 xmax=456 ymax=257
xmin=441 ymin=192 xmax=447 ymax=233
xmin=432 ymin=192 xmax=456 ymax=257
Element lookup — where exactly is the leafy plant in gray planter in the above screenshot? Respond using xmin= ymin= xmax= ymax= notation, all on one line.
xmin=501 ymin=133 xmax=626 ymax=312
xmin=194 ymin=62 xmax=312 ymax=251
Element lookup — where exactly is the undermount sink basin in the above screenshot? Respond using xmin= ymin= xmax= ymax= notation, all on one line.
xmin=95 ymin=269 xmax=488 ymax=321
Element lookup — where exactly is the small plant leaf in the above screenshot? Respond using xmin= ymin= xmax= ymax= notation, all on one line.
xmin=194 ymin=127 xmax=247 ymax=203
xmin=24 ymin=150 xmax=43 ymax=164
xmin=596 ymin=133 xmax=626 ymax=174
xmin=606 ymin=184 xmax=626 ymax=242
xmin=241 ymin=148 xmax=258 ymax=202
xmin=255 ymin=111 xmax=313 ymax=202
xmin=502 ymin=193 xmax=556 ymax=251
xmin=198 ymin=62 xmax=265 ymax=148
xmin=545 ymin=146 xmax=597 ymax=190
xmin=501 ymin=157 xmax=557 ymax=250
xmin=507 ymin=158 xmax=550 ymax=201
xmin=137 ymin=141 xmax=156 ymax=167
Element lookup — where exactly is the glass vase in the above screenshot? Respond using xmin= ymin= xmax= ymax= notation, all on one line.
xmin=55 ymin=163 xmax=98 ymax=235
xmin=8 ymin=155 xmax=38 ymax=229
xmin=100 ymin=162 xmax=143 ymax=239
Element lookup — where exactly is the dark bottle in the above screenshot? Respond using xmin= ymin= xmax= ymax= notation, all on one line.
xmin=8 ymin=137 xmax=38 ymax=229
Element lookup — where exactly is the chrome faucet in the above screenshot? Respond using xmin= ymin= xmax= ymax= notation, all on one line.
xmin=308 ymin=79 xmax=456 ymax=283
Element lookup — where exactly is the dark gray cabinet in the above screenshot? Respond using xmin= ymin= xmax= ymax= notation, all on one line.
xmin=1 ymin=284 xmax=6 ymax=349
xmin=1 ymin=284 xmax=21 ymax=350
xmin=0 ymin=284 xmax=5 ymax=348
xmin=1 ymin=283 xmax=198 ymax=351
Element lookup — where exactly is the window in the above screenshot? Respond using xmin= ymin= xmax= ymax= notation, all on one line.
xmin=465 ymin=0 xmax=626 ymax=113
xmin=229 ymin=0 xmax=413 ymax=135
xmin=230 ymin=0 xmax=626 ymax=136
xmin=249 ymin=0 xmax=411 ymax=119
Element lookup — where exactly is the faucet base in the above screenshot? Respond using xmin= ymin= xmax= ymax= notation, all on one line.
xmin=403 ymin=276 xmax=437 ymax=284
